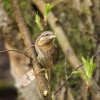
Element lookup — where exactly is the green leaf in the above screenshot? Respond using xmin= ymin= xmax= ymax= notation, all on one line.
xmin=81 ymin=55 xmax=87 ymax=64
xmin=81 ymin=56 xmax=97 ymax=85
xmin=81 ymin=55 xmax=87 ymax=73
xmin=72 ymin=71 xmax=86 ymax=76
xmin=44 ymin=3 xmax=52 ymax=22
xmin=35 ymin=13 xmax=43 ymax=31
xmin=89 ymin=57 xmax=96 ymax=76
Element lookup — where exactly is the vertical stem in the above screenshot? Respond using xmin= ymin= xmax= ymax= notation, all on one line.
xmin=86 ymin=85 xmax=89 ymax=100
xmin=86 ymin=89 xmax=89 ymax=100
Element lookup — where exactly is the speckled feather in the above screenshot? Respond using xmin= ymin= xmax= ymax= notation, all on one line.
xmin=35 ymin=31 xmax=57 ymax=69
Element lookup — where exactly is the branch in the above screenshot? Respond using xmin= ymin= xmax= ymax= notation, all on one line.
xmin=0 ymin=50 xmax=33 ymax=60
xmin=10 ymin=0 xmax=52 ymax=99
xmin=54 ymin=50 xmax=100 ymax=94
xmin=85 ymin=30 xmax=100 ymax=41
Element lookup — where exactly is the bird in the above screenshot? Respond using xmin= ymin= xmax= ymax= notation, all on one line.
xmin=35 ymin=31 xmax=57 ymax=69
xmin=20 ymin=31 xmax=57 ymax=86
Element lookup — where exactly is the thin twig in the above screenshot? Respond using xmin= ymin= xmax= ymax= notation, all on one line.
xmin=85 ymin=30 xmax=100 ymax=41
xmin=85 ymin=84 xmax=90 ymax=100
xmin=54 ymin=51 xmax=100 ymax=95
xmin=86 ymin=85 xmax=89 ymax=100
xmin=54 ymin=64 xmax=81 ymax=95
xmin=0 ymin=50 xmax=33 ymax=60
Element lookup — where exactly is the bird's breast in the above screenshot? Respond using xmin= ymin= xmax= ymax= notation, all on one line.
xmin=37 ymin=49 xmax=54 ymax=69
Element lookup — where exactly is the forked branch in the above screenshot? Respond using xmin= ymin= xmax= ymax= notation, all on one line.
xmin=10 ymin=0 xmax=52 ymax=99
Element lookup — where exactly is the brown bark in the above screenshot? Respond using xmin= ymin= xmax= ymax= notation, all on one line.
xmin=10 ymin=0 xmax=52 ymax=99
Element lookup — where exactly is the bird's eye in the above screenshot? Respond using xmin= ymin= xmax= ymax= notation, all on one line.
xmin=46 ymin=34 xmax=50 ymax=36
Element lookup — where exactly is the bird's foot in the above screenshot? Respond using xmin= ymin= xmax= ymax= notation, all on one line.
xmin=38 ymin=68 xmax=46 ymax=73
xmin=38 ymin=68 xmax=49 ymax=80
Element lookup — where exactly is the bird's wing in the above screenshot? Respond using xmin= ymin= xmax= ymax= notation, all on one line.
xmin=50 ymin=44 xmax=57 ymax=65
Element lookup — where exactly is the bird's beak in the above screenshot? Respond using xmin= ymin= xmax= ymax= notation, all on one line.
xmin=49 ymin=35 xmax=56 ymax=40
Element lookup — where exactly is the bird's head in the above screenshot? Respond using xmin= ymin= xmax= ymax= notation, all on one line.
xmin=37 ymin=31 xmax=56 ymax=47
